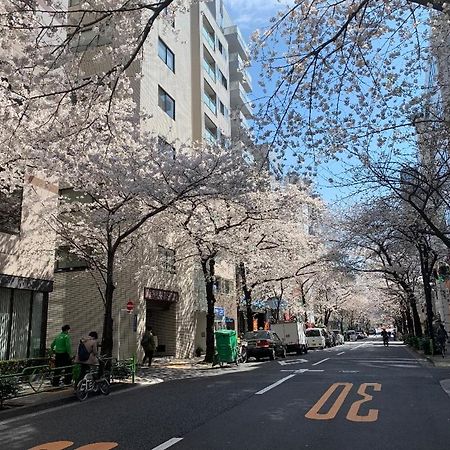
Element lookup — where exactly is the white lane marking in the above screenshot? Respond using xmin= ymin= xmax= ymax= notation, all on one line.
xmin=255 ymin=374 xmax=296 ymax=395
xmin=152 ymin=438 xmax=184 ymax=450
xmin=152 ymin=438 xmax=183 ymax=450
xmin=312 ymin=358 xmax=330 ymax=366
xmin=278 ymin=359 xmax=308 ymax=366
xmin=295 ymin=369 xmax=324 ymax=374
xmin=337 ymin=352 xmax=345 ymax=355
xmin=351 ymin=344 xmax=366 ymax=351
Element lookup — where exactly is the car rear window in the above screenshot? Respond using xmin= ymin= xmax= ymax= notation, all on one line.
xmin=306 ymin=329 xmax=320 ymax=337
xmin=244 ymin=331 xmax=270 ymax=340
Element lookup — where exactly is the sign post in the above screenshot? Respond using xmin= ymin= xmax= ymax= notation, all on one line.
xmin=118 ymin=301 xmax=135 ymax=361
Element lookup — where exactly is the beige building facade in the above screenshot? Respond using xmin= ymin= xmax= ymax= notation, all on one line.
xmin=47 ymin=1 xmax=250 ymax=360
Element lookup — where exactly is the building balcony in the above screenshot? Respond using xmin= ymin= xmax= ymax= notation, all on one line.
xmin=229 ymin=53 xmax=252 ymax=92
xmin=203 ymin=59 xmax=216 ymax=82
xmin=230 ymin=81 xmax=253 ymax=118
xmin=224 ymin=25 xmax=250 ymax=61
xmin=202 ymin=25 xmax=216 ymax=52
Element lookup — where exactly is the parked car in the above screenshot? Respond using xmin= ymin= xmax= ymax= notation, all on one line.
xmin=322 ymin=329 xmax=335 ymax=347
xmin=305 ymin=328 xmax=326 ymax=350
xmin=345 ymin=330 xmax=357 ymax=341
xmin=332 ymin=330 xmax=345 ymax=345
xmin=271 ymin=322 xmax=308 ymax=355
xmin=244 ymin=330 xmax=287 ymax=361
xmin=356 ymin=331 xmax=367 ymax=340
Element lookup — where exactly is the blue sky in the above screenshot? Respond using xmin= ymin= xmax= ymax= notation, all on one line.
xmin=224 ymin=0 xmax=352 ymax=206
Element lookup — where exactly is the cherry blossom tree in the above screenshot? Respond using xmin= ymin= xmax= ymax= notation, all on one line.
xmin=253 ymin=0 xmax=450 ymax=172
xmin=236 ymin=185 xmax=324 ymax=331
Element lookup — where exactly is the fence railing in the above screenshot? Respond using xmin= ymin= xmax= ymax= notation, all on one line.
xmin=0 ymin=356 xmax=136 ymax=407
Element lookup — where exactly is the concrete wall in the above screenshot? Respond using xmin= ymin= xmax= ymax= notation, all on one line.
xmin=0 ymin=175 xmax=58 ymax=282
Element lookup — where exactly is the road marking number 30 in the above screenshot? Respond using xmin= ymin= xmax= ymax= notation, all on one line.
xmin=29 ymin=442 xmax=118 ymax=450
xmin=305 ymin=383 xmax=382 ymax=422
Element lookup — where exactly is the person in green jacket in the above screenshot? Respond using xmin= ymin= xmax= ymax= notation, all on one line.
xmin=51 ymin=324 xmax=72 ymax=386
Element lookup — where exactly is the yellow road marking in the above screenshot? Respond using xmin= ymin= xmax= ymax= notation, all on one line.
xmin=29 ymin=443 xmax=118 ymax=450
xmin=305 ymin=383 xmax=353 ymax=420
xmin=29 ymin=442 xmax=74 ymax=450
xmin=346 ymin=383 xmax=381 ymax=422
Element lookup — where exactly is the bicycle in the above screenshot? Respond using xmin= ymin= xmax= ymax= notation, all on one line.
xmin=75 ymin=359 xmax=110 ymax=401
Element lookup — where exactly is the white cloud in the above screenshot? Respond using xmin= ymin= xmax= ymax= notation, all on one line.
xmin=224 ymin=0 xmax=293 ymax=33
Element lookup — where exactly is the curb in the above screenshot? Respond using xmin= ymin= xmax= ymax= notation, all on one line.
xmin=0 ymin=382 xmax=134 ymax=422
xmin=405 ymin=344 xmax=450 ymax=368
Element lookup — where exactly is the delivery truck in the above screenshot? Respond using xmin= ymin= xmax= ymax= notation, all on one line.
xmin=271 ymin=321 xmax=308 ymax=355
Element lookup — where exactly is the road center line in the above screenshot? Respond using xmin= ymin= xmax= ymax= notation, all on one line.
xmin=351 ymin=344 xmax=366 ymax=351
xmin=152 ymin=438 xmax=184 ymax=450
xmin=255 ymin=374 xmax=296 ymax=395
xmin=337 ymin=352 xmax=345 ymax=355
xmin=312 ymin=358 xmax=330 ymax=366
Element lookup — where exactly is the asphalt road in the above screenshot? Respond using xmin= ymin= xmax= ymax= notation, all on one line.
xmin=2 ymin=338 xmax=450 ymax=450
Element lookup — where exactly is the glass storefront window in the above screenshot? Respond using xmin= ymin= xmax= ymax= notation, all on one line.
xmin=0 ymin=288 xmax=11 ymax=360
xmin=9 ymin=290 xmax=31 ymax=359
xmin=30 ymin=293 xmax=43 ymax=357
xmin=0 ymin=287 xmax=46 ymax=360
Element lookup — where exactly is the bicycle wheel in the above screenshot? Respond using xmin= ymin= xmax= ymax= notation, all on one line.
xmin=76 ymin=379 xmax=89 ymax=401
xmin=99 ymin=379 xmax=110 ymax=395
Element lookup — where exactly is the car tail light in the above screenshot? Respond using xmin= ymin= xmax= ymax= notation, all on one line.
xmin=257 ymin=340 xmax=269 ymax=347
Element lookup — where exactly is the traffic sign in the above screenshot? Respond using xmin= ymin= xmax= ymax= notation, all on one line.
xmin=126 ymin=301 xmax=134 ymax=312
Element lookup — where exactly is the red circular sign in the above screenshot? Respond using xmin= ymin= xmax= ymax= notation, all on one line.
xmin=126 ymin=301 xmax=134 ymax=312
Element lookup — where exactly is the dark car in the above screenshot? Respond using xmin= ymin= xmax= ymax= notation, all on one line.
xmin=244 ymin=330 xmax=287 ymax=361
xmin=322 ymin=329 xmax=335 ymax=347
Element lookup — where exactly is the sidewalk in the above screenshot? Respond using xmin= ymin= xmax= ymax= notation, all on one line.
xmin=406 ymin=345 xmax=450 ymax=368
xmin=0 ymin=356 xmax=254 ymax=421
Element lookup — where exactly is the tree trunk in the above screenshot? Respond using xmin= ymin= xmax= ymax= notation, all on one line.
xmin=418 ymin=243 xmax=435 ymax=340
xmin=101 ymin=250 xmax=115 ymax=358
xmin=203 ymin=258 xmax=216 ymax=363
xmin=239 ymin=262 xmax=253 ymax=331
xmin=402 ymin=283 xmax=422 ymax=337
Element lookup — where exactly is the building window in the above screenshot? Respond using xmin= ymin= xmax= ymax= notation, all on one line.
xmin=158 ymin=38 xmax=175 ymax=72
xmin=214 ymin=277 xmax=231 ymax=294
xmin=55 ymin=246 xmax=89 ymax=272
xmin=219 ymin=101 xmax=228 ymax=118
xmin=218 ymin=40 xmax=224 ymax=55
xmin=70 ymin=20 xmax=112 ymax=52
xmin=158 ymin=246 xmax=176 ymax=274
xmin=218 ymin=70 xmax=228 ymax=89
xmin=158 ymin=136 xmax=176 ymax=160
xmin=158 ymin=86 xmax=175 ymax=119
xmin=0 ymin=189 xmax=23 ymax=234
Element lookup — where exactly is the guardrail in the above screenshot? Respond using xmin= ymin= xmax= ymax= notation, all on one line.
xmin=0 ymin=356 xmax=136 ymax=408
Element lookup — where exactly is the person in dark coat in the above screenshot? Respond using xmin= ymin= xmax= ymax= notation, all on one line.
xmin=141 ymin=327 xmax=156 ymax=367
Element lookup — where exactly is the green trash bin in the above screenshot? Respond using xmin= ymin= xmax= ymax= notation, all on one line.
xmin=214 ymin=329 xmax=238 ymax=367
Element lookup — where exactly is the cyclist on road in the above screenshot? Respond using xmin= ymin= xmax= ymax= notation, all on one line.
xmin=436 ymin=323 xmax=448 ymax=357
xmin=381 ymin=328 xmax=389 ymax=347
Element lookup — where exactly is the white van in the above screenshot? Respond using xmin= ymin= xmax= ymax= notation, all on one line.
xmin=305 ymin=328 xmax=326 ymax=349
xmin=271 ymin=322 xmax=308 ymax=355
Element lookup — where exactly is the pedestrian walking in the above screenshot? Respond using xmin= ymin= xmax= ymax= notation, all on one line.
xmin=141 ymin=327 xmax=156 ymax=367
xmin=74 ymin=331 xmax=99 ymax=383
xmin=50 ymin=324 xmax=73 ymax=386
xmin=436 ymin=323 xmax=448 ymax=357
xmin=381 ymin=328 xmax=389 ymax=347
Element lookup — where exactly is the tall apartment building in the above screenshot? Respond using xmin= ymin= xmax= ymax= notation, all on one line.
xmin=48 ymin=1 xmax=253 ymax=359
